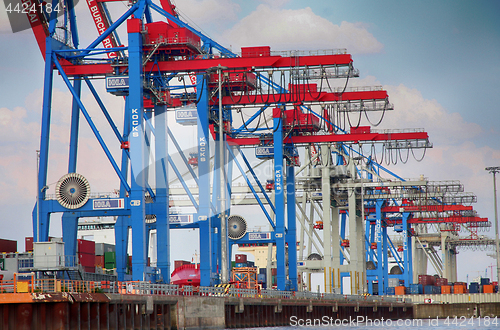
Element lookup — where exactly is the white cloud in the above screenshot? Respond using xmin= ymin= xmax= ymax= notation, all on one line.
xmin=221 ymin=5 xmax=383 ymax=54
xmin=174 ymin=0 xmax=240 ymax=29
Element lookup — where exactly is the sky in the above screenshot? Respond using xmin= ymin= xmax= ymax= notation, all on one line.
xmin=0 ymin=0 xmax=500 ymax=284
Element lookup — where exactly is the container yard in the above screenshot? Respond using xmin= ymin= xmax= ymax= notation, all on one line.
xmin=1 ymin=0 xmax=499 ymax=328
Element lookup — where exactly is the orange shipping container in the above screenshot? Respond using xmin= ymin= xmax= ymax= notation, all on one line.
xmin=441 ymin=285 xmax=451 ymax=294
xmin=483 ymin=284 xmax=494 ymax=293
xmin=454 ymin=285 xmax=465 ymax=294
xmin=395 ymin=286 xmax=406 ymax=295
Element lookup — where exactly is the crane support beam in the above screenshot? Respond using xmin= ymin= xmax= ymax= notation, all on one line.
xmin=225 ymin=131 xmax=429 ymax=146
xmin=59 ymin=54 xmax=352 ymax=76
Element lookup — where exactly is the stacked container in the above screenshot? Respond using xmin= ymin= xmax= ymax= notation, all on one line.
xmin=78 ymin=239 xmax=95 ymax=273
xmin=174 ymin=260 xmax=191 ymax=269
xmin=95 ymin=243 xmax=114 ymax=269
xmin=409 ymin=283 xmax=423 ymax=294
xmin=104 ymin=251 xmax=116 ymax=270
xmin=453 ymin=282 xmax=467 ymax=294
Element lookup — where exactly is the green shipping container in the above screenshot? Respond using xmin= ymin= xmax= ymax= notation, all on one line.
xmin=104 ymin=251 xmax=116 ymax=263
xmin=105 ymin=262 xmax=116 ymax=270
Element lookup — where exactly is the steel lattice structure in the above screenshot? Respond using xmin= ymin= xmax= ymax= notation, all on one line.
xmin=25 ymin=0 xmax=488 ymax=294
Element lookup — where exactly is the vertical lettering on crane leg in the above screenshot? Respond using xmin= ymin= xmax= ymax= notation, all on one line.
xmin=199 ymin=137 xmax=206 ymax=162
xmin=131 ymin=108 xmax=139 ymax=137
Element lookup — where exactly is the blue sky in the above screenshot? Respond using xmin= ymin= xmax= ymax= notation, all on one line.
xmin=1 ymin=0 xmax=500 ymax=283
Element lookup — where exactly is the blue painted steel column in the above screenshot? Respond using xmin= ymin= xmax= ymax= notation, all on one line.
xmin=155 ymin=105 xmax=169 ymax=282
xmin=116 ymin=98 xmax=131 ymax=281
xmin=402 ymin=212 xmax=411 ymax=286
xmin=62 ymin=213 xmax=78 ymax=258
xmin=34 ymin=35 xmax=55 ymax=243
xmin=273 ymin=107 xmax=286 ymax=290
xmin=382 ymin=218 xmax=389 ymax=294
xmin=212 ymin=134 xmax=221 ymax=282
xmin=340 ymin=213 xmax=347 ymax=264
xmin=68 ymin=79 xmax=81 ymax=173
xmin=375 ymin=199 xmax=384 ymax=295
xmin=197 ymin=74 xmax=212 ymax=286
xmin=286 ymin=165 xmax=297 ymax=291
xmin=128 ymin=17 xmax=146 ymax=281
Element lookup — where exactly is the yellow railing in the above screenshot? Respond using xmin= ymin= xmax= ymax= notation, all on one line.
xmin=0 ymin=273 xmax=101 ymax=294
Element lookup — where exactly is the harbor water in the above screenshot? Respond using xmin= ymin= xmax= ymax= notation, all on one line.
xmin=230 ymin=316 xmax=500 ymax=329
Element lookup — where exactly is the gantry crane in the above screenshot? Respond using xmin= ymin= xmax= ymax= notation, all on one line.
xmin=26 ymin=0 xmax=488 ymax=293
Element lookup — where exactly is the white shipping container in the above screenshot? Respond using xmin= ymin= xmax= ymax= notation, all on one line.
xmin=388 ymin=277 xmax=401 ymax=287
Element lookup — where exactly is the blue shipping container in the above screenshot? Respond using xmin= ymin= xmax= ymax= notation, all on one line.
xmin=433 ymin=286 xmax=441 ymax=294
xmin=409 ymin=284 xmax=423 ymax=294
xmin=480 ymin=278 xmax=490 ymax=285
xmin=424 ymin=285 xmax=434 ymax=294
xmin=257 ymin=274 xmax=266 ymax=283
xmin=386 ymin=287 xmax=395 ymax=295
xmin=469 ymin=283 xmax=480 ymax=293
xmin=235 ymin=262 xmax=247 ymax=268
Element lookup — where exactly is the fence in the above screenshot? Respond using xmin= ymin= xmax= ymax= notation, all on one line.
xmin=0 ymin=275 xmax=410 ymax=303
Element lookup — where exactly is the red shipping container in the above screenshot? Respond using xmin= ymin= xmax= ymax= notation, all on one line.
xmin=25 ymin=237 xmax=34 ymax=252
xmin=95 ymin=255 xmax=105 ymax=267
xmin=77 ymin=239 xmax=95 ymax=255
xmin=241 ymin=46 xmax=271 ymax=57
xmin=84 ymin=266 xmax=95 ymax=273
xmin=418 ymin=274 xmax=435 ymax=286
xmin=235 ymin=254 xmax=247 ymax=263
xmin=436 ymin=278 xmax=448 ymax=286
xmin=271 ymin=268 xmax=277 ymax=276
xmin=79 ymin=253 xmax=95 ymax=267
xmin=0 ymin=239 xmax=17 ymax=253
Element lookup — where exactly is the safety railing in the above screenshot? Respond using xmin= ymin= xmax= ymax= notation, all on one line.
xmin=0 ymin=278 xmax=411 ymax=303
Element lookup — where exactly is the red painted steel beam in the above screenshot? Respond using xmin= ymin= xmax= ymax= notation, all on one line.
xmin=387 ymin=216 xmax=488 ymax=225
xmin=225 ymin=131 xmax=429 ymax=146
xmin=365 ymin=205 xmax=474 ymax=213
xmin=217 ymin=90 xmax=388 ymax=106
xmin=60 ymin=54 xmax=353 ymax=76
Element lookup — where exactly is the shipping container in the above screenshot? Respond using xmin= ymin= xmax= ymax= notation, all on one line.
xmin=25 ymin=237 xmax=34 ymax=252
xmin=480 ymin=278 xmax=490 ymax=285
xmin=33 ymin=242 xmax=65 ymax=268
xmin=388 ymin=278 xmax=402 ymax=287
xmin=469 ymin=283 xmax=480 ymax=294
xmin=104 ymin=251 xmax=116 ymax=264
xmin=418 ymin=274 xmax=435 ymax=286
xmin=235 ymin=262 xmax=246 ymax=268
xmin=79 ymin=253 xmax=95 ymax=267
xmin=386 ymin=287 xmax=395 ymax=295
xmin=105 ymin=262 xmax=116 ymax=270
xmin=395 ymin=286 xmax=406 ymax=295
xmin=77 ymin=239 xmax=95 ymax=255
xmin=235 ymin=254 xmax=247 ymax=263
xmin=95 ymin=255 xmax=104 ymax=267
xmin=257 ymin=274 xmax=266 ymax=283
xmin=259 ymin=268 xmax=266 ymax=275
xmin=454 ymin=284 xmax=466 ymax=294
xmin=372 ymin=283 xmax=379 ymax=295
xmin=0 ymin=239 xmax=17 ymax=253
xmin=483 ymin=284 xmax=494 ymax=293
xmin=95 ymin=243 xmax=115 ymax=256
xmin=409 ymin=284 xmax=423 ymax=294
xmin=433 ymin=286 xmax=441 ymax=294
xmin=436 ymin=278 xmax=448 ymax=286
xmin=441 ymin=285 xmax=452 ymax=294
xmin=83 ymin=266 xmax=95 ymax=273
xmin=423 ymin=285 xmax=434 ymax=294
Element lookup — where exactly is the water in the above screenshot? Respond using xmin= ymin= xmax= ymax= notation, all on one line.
xmin=232 ymin=317 xmax=500 ymax=329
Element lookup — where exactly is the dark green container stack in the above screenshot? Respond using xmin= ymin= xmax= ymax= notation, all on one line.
xmin=104 ymin=251 xmax=116 ymax=269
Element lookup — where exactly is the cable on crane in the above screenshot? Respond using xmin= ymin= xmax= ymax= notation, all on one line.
xmin=411 ymin=145 xmax=427 ymax=162
xmin=363 ymin=100 xmax=387 ymax=127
